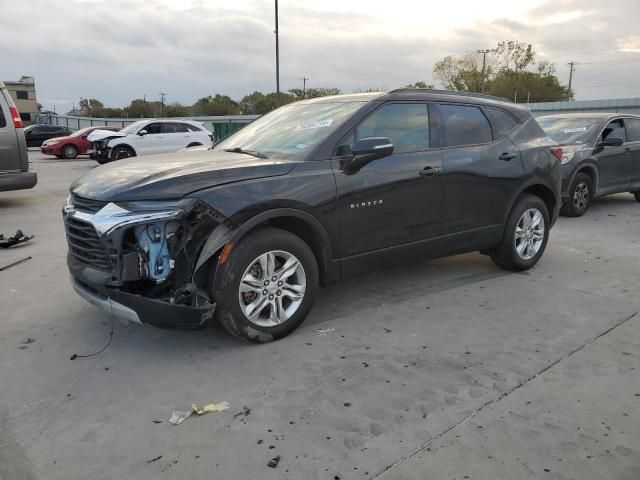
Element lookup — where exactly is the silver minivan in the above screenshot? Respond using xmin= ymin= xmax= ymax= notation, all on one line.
xmin=0 ymin=80 xmax=37 ymax=191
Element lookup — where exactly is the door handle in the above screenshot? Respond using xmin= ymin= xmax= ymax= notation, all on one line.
xmin=499 ymin=152 xmax=519 ymax=161
xmin=419 ymin=166 xmax=441 ymax=177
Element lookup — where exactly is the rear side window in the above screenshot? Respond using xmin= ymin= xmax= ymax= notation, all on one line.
xmin=163 ymin=123 xmax=189 ymax=133
xmin=485 ymin=107 xmax=519 ymax=138
xmin=626 ymin=118 xmax=640 ymax=142
xmin=441 ymin=104 xmax=492 ymax=147
xmin=351 ymin=103 xmax=429 ymax=154
xmin=0 ymin=102 xmax=6 ymax=128
xmin=186 ymin=124 xmax=203 ymax=132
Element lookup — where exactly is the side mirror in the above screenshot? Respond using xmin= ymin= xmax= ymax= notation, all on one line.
xmin=342 ymin=137 xmax=394 ymax=172
xmin=138 ymin=129 xmax=148 ymax=136
xmin=602 ymin=136 xmax=624 ymax=147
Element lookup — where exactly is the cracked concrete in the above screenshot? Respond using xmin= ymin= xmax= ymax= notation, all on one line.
xmin=0 ymin=152 xmax=639 ymax=480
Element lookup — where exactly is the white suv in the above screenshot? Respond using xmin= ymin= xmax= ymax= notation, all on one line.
xmin=88 ymin=119 xmax=213 ymax=163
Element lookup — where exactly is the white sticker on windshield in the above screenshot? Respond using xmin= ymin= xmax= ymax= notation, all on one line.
xmin=564 ymin=127 xmax=587 ymax=133
xmin=295 ymin=119 xmax=333 ymax=132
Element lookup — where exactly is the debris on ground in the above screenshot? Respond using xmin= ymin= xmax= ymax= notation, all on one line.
xmin=317 ymin=328 xmax=335 ymax=336
xmin=267 ymin=455 xmax=280 ymax=468
xmin=168 ymin=411 xmax=192 ymax=425
xmin=192 ymin=401 xmax=230 ymax=415
xmin=234 ymin=406 xmax=251 ymax=419
xmin=0 ymin=256 xmax=32 ymax=271
xmin=147 ymin=455 xmax=162 ymax=464
xmin=0 ymin=230 xmax=34 ymax=249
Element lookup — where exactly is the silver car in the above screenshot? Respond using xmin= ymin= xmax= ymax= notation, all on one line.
xmin=0 ymin=80 xmax=37 ymax=191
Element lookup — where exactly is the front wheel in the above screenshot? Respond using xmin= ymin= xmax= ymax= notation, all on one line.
xmin=561 ymin=172 xmax=592 ymax=217
xmin=213 ymin=228 xmax=318 ymax=343
xmin=491 ymin=194 xmax=550 ymax=271
xmin=111 ymin=146 xmax=135 ymax=161
xmin=62 ymin=144 xmax=78 ymax=159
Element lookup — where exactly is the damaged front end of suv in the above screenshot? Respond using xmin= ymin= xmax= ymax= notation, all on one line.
xmin=63 ymin=193 xmax=224 ymax=328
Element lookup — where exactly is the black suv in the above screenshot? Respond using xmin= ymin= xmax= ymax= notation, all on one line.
xmin=63 ymin=89 xmax=562 ymax=342
xmin=537 ymin=113 xmax=640 ymax=216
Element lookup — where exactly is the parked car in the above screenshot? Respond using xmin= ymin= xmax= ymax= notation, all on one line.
xmin=88 ymin=119 xmax=214 ymax=164
xmin=63 ymin=89 xmax=561 ymax=342
xmin=24 ymin=124 xmax=73 ymax=147
xmin=0 ymin=81 xmax=37 ymax=192
xmin=41 ymin=126 xmax=120 ymax=159
xmin=537 ymin=113 xmax=640 ymax=216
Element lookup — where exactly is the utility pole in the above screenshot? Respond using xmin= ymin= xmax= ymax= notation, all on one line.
xmin=300 ymin=76 xmax=309 ymax=98
xmin=476 ymin=48 xmax=494 ymax=93
xmin=159 ymin=92 xmax=166 ymax=117
xmin=274 ymin=0 xmax=280 ymax=107
xmin=567 ymin=61 xmax=577 ymax=99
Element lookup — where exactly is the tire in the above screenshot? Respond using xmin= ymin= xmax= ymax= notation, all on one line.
xmin=633 ymin=191 xmax=640 ymax=203
xmin=491 ymin=194 xmax=550 ymax=271
xmin=561 ymin=172 xmax=593 ymax=217
xmin=110 ymin=146 xmax=135 ymax=161
xmin=61 ymin=144 xmax=78 ymax=159
xmin=212 ymin=227 xmax=319 ymax=343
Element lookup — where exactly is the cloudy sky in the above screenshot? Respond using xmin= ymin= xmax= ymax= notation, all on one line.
xmin=2 ymin=0 xmax=640 ymax=112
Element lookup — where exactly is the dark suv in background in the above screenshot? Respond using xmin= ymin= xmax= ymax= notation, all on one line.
xmin=63 ymin=89 xmax=561 ymax=342
xmin=0 ymin=81 xmax=37 ymax=192
xmin=538 ymin=113 xmax=640 ymax=216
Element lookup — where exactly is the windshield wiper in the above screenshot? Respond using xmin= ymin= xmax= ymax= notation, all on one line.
xmin=223 ymin=147 xmax=268 ymax=159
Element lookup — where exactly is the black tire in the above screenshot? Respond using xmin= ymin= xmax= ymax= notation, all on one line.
xmin=491 ymin=194 xmax=550 ymax=271
xmin=633 ymin=191 xmax=640 ymax=203
xmin=561 ymin=172 xmax=593 ymax=217
xmin=61 ymin=144 xmax=78 ymax=159
xmin=187 ymin=142 xmax=202 ymax=148
xmin=110 ymin=146 xmax=135 ymax=161
xmin=212 ymin=227 xmax=319 ymax=343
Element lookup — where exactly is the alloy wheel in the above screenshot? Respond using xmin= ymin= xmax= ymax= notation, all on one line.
xmin=238 ymin=250 xmax=307 ymax=327
xmin=573 ymin=182 xmax=589 ymax=210
xmin=63 ymin=146 xmax=77 ymax=158
xmin=514 ymin=208 xmax=545 ymax=260
xmin=115 ymin=150 xmax=131 ymax=160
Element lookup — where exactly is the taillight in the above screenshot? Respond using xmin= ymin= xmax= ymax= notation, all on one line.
xmin=550 ymin=147 xmax=563 ymax=162
xmin=9 ymin=107 xmax=23 ymax=128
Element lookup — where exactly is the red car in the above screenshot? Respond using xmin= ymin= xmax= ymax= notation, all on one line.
xmin=41 ymin=126 xmax=120 ymax=159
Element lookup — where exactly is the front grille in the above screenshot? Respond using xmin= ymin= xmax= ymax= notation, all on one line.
xmin=64 ymin=216 xmax=112 ymax=271
xmin=71 ymin=194 xmax=107 ymax=214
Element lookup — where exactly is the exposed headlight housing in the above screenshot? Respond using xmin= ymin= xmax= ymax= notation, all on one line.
xmin=561 ymin=152 xmax=575 ymax=164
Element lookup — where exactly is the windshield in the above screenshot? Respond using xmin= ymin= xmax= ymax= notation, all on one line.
xmin=70 ymin=127 xmax=92 ymax=137
xmin=537 ymin=117 xmax=602 ymax=145
xmin=120 ymin=120 xmax=147 ymax=134
xmin=215 ymin=101 xmax=365 ymax=160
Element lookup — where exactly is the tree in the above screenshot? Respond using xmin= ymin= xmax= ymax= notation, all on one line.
xmin=288 ymin=87 xmax=341 ymax=99
xmin=432 ymin=40 xmax=572 ymax=102
xmin=77 ymin=98 xmax=105 ymax=117
xmin=404 ymin=81 xmax=434 ymax=89
xmin=193 ymin=95 xmax=241 ymax=116
xmin=239 ymin=91 xmax=295 ymax=114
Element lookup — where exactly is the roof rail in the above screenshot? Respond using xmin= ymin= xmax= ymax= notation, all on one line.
xmin=388 ymin=88 xmax=512 ymax=103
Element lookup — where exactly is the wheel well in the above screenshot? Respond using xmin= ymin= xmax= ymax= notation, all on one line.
xmin=575 ymin=165 xmax=597 ymax=190
xmin=187 ymin=142 xmax=202 ymax=148
xmin=521 ymin=184 xmax=556 ymax=217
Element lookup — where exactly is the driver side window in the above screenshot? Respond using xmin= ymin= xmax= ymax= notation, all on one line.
xmin=601 ymin=119 xmax=626 ymax=143
xmin=338 ymin=103 xmax=429 ymax=155
xmin=145 ymin=123 xmax=162 ymax=135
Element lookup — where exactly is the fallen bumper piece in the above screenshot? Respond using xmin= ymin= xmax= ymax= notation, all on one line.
xmin=0 ymin=230 xmax=34 ymax=248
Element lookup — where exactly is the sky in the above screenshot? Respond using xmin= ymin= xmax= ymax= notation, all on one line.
xmin=2 ymin=0 xmax=640 ymax=112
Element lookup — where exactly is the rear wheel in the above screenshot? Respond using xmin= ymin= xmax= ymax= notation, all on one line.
xmin=491 ymin=194 xmax=550 ymax=271
xmin=633 ymin=191 xmax=640 ymax=202
xmin=561 ymin=172 xmax=592 ymax=217
xmin=61 ymin=144 xmax=78 ymax=159
xmin=212 ymin=228 xmax=318 ymax=343
xmin=111 ymin=146 xmax=135 ymax=161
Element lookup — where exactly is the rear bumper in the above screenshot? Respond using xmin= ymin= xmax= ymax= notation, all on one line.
xmin=0 ymin=171 xmax=37 ymax=192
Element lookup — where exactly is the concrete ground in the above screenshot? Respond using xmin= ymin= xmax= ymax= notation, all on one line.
xmin=0 ymin=151 xmax=638 ymax=480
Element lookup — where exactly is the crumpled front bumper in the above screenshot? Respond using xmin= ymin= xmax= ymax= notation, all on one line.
xmin=70 ymin=259 xmax=216 ymax=329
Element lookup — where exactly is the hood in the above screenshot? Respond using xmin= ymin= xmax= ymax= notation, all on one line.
xmin=87 ymin=129 xmax=127 ymax=142
xmin=70 ymin=149 xmax=298 ymax=201
xmin=42 ymin=136 xmax=68 ymax=146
